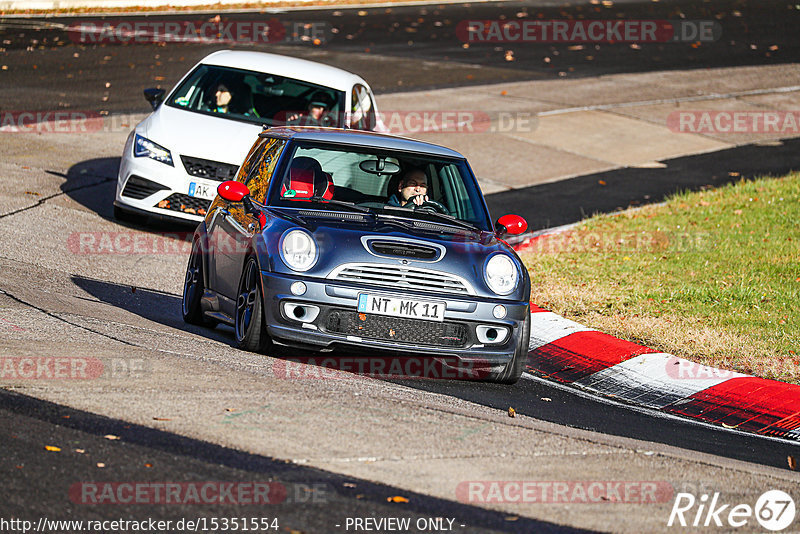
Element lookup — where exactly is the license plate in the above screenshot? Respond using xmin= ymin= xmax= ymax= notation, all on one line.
xmin=357 ymin=294 xmax=445 ymax=322
xmin=188 ymin=181 xmax=214 ymax=200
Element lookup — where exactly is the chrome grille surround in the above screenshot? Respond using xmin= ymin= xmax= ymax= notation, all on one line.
xmin=328 ymin=262 xmax=475 ymax=295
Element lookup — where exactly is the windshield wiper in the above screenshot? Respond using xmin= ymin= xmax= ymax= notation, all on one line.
xmin=378 ymin=206 xmax=481 ymax=233
xmin=306 ymin=197 xmax=374 ymax=214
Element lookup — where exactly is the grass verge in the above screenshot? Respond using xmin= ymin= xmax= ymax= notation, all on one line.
xmin=520 ymin=173 xmax=800 ymax=384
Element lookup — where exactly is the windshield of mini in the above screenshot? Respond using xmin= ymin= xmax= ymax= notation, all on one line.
xmin=166 ymin=65 xmax=345 ymax=127
xmin=269 ymin=142 xmax=491 ymax=230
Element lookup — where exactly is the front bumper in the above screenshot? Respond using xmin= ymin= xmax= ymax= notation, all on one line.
xmin=260 ymin=270 xmax=529 ymax=370
xmin=116 ymin=149 xmax=226 ymax=224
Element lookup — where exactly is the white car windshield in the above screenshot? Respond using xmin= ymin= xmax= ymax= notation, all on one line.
xmin=271 ymin=143 xmax=492 ymax=231
xmin=167 ymin=65 xmax=344 ymax=127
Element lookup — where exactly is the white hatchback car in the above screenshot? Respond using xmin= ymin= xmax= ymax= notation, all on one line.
xmin=115 ymin=50 xmax=385 ymax=223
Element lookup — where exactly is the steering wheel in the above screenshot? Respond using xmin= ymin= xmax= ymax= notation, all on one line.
xmin=409 ymin=196 xmax=448 ymax=214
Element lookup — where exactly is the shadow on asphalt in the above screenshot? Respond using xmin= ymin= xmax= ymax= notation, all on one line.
xmin=56 ymin=157 xmax=198 ymax=233
xmin=67 ymin=275 xmax=800 ymax=470
xmin=486 ymin=137 xmax=800 ymax=231
xmin=70 ymin=275 xmax=234 ymax=345
xmin=0 ymin=389 xmax=584 ymax=533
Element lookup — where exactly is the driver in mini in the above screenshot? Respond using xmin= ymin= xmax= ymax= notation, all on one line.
xmin=387 ymin=168 xmax=429 ymax=207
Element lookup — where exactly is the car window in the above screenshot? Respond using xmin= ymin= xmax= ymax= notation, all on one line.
xmin=269 ymin=142 xmax=491 ymax=230
xmin=350 ymin=84 xmax=376 ymax=131
xmin=167 ymin=65 xmax=345 ymax=127
xmin=243 ymin=137 xmax=287 ymax=203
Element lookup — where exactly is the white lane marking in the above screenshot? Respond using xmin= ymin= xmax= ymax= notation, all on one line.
xmin=528 ymin=312 xmax=595 ymax=352
xmin=574 ymin=353 xmax=748 ymax=410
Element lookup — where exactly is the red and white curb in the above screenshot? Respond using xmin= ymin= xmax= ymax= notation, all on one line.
xmin=522 ymin=304 xmax=800 ymax=441
xmin=510 ymin=235 xmax=800 ymax=442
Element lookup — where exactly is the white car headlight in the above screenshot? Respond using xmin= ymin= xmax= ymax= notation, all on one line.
xmin=484 ymin=254 xmax=518 ymax=295
xmin=134 ymin=134 xmax=173 ymax=166
xmin=280 ymin=229 xmax=318 ymax=271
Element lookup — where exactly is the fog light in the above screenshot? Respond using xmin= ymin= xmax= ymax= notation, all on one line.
xmin=476 ymin=325 xmax=509 ymax=344
xmin=290 ymin=281 xmax=306 ymax=296
xmin=283 ymin=303 xmax=320 ymax=323
xmin=492 ymin=305 xmax=507 ymax=319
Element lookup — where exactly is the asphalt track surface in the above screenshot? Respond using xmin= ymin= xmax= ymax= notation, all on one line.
xmin=2 ymin=0 xmax=800 ymax=530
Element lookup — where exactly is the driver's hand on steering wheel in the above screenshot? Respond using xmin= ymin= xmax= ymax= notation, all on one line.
xmin=408 ymin=194 xmax=428 ymax=206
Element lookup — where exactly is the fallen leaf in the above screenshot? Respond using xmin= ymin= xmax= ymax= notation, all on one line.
xmin=387 ymin=496 xmax=409 ymax=503
xmin=541 ymin=397 xmax=552 ymax=402
xmin=789 ymin=455 xmax=797 ymax=470
xmin=96 ymin=462 xmax=106 ymax=468
xmin=103 ymin=434 xmax=120 ymax=440
xmin=598 ymin=180 xmax=607 ymax=186
xmin=145 ymin=463 xmax=153 ymax=468
xmin=505 ymin=516 xmax=519 ymax=521
xmin=45 ymin=445 xmax=61 ymax=452
xmin=75 ymin=449 xmax=85 ymax=454
xmin=721 ymin=422 xmax=739 ymax=429
xmin=343 ymin=482 xmax=356 ymax=488
xmin=508 ymin=407 xmax=516 ymax=418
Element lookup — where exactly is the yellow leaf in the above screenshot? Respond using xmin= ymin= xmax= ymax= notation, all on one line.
xmin=103 ymin=434 xmax=121 ymax=440
xmin=45 ymin=445 xmax=61 ymax=452
xmin=508 ymin=407 xmax=516 ymax=418
xmin=387 ymin=496 xmax=409 ymax=503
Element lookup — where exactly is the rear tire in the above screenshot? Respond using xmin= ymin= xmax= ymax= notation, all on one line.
xmin=486 ymin=311 xmax=530 ymax=384
xmin=235 ymin=256 xmax=271 ymax=353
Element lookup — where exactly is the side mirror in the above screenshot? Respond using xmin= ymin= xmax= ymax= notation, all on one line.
xmin=143 ymin=88 xmax=166 ymax=110
xmin=495 ymin=214 xmax=527 ymax=237
xmin=217 ymin=181 xmax=250 ymax=202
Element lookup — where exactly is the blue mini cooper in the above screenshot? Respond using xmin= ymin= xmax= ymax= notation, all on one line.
xmin=182 ymin=127 xmax=531 ymax=383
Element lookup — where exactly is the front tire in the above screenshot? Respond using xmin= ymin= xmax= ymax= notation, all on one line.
xmin=486 ymin=311 xmax=530 ymax=384
xmin=182 ymin=238 xmax=213 ymax=326
xmin=235 ymin=256 xmax=271 ymax=353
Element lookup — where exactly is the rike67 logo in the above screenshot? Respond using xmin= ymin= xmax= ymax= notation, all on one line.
xmin=668 ymin=490 xmax=796 ymax=531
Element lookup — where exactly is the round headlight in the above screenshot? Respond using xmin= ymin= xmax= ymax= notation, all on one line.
xmin=485 ymin=254 xmax=518 ymax=295
xmin=280 ymin=230 xmax=318 ymax=271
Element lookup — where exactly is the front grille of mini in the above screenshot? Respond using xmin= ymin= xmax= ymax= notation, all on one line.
xmin=325 ymin=309 xmax=468 ymax=348
xmin=180 ymin=155 xmax=238 ymax=182
xmin=121 ymin=175 xmax=168 ymax=200
xmin=329 ymin=263 xmax=474 ymax=295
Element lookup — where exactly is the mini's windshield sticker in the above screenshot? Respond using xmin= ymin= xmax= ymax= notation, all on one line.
xmin=283 ymin=189 xmax=297 ymax=198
